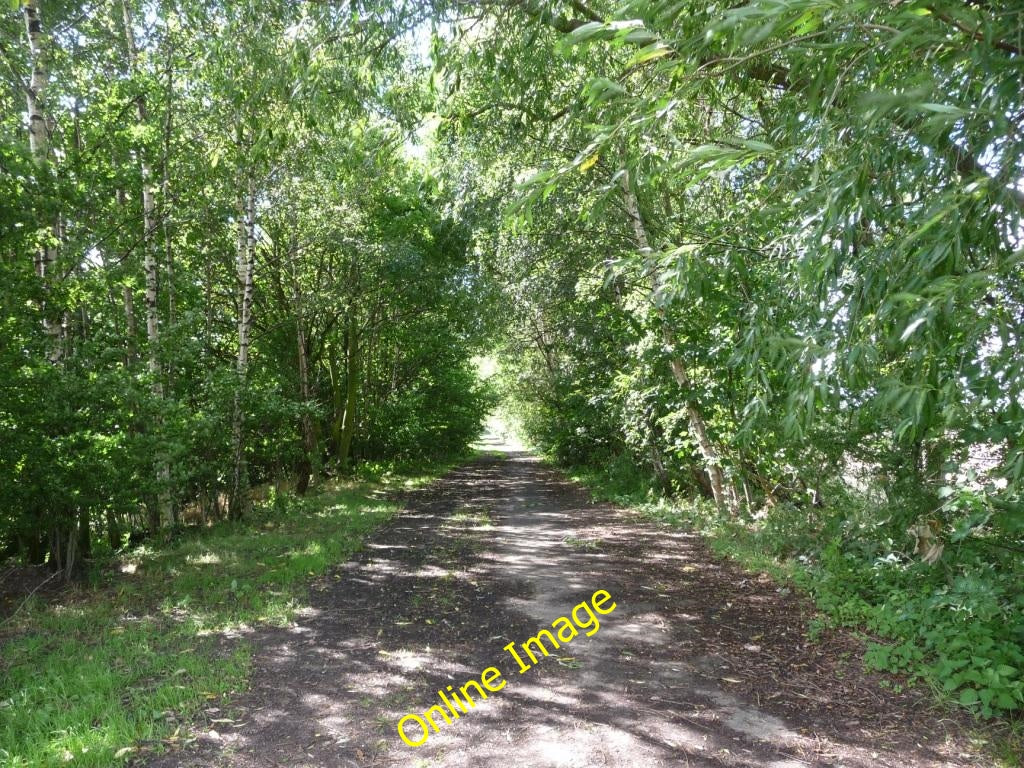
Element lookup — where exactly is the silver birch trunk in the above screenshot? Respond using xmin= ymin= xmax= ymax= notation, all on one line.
xmin=122 ymin=0 xmax=171 ymax=527
xmin=620 ymin=170 xmax=738 ymax=513
xmin=230 ymin=182 xmax=257 ymax=518
xmin=23 ymin=0 xmax=78 ymax=577
xmin=22 ymin=0 xmax=47 ymax=160
xmin=23 ymin=0 xmax=61 ymax=360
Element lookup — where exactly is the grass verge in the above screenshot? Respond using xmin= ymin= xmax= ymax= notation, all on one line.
xmin=0 ymin=465 xmax=453 ymax=768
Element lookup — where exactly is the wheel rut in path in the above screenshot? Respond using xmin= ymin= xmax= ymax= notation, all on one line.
xmin=149 ymin=451 xmax=983 ymax=768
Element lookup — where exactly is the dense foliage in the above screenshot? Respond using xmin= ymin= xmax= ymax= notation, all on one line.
xmin=2 ymin=0 xmax=1022 ymax=727
xmin=0 ymin=0 xmax=494 ymax=577
xmin=427 ymin=0 xmax=1024 ymax=716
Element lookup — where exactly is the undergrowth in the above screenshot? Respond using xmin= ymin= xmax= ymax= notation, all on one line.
xmin=560 ymin=455 xmax=1024 ymax=764
xmin=0 ymin=465 xmax=454 ymax=768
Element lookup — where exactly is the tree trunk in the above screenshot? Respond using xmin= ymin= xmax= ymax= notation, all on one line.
xmin=161 ymin=52 xmax=179 ymax=524
xmin=106 ymin=509 xmax=122 ymax=549
xmin=337 ymin=311 xmax=359 ymax=472
xmin=646 ymin=413 xmax=673 ymax=495
xmin=23 ymin=530 xmax=47 ymax=565
xmin=204 ymin=257 xmax=214 ymax=357
xmin=292 ymin=249 xmax=317 ymax=494
xmin=122 ymin=0 xmax=172 ymax=526
xmin=162 ymin=42 xmax=176 ymax=327
xmin=22 ymin=0 xmax=47 ymax=160
xmin=22 ymin=0 xmax=61 ymax=360
xmin=229 ymin=182 xmax=256 ymax=519
xmin=77 ymin=507 xmax=91 ymax=561
xmin=295 ymin=324 xmax=316 ymax=494
xmin=122 ymin=284 xmax=137 ymax=364
xmin=328 ymin=339 xmax=344 ymax=455
xmin=620 ymin=170 xmax=738 ymax=513
xmin=24 ymin=0 xmax=78 ymax=578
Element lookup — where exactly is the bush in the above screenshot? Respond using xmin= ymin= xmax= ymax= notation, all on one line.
xmin=623 ymin=481 xmax=1024 ymax=718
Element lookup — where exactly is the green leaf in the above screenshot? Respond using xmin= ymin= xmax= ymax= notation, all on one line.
xmin=917 ymin=102 xmax=966 ymax=116
xmin=564 ymin=21 xmax=608 ymax=45
xmin=995 ymin=692 xmax=1019 ymax=710
xmin=899 ymin=316 xmax=927 ymax=342
xmin=584 ymin=77 xmax=626 ymax=104
xmin=627 ymin=43 xmax=671 ymax=67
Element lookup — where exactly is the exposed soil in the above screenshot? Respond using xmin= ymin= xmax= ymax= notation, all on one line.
xmin=0 ymin=562 xmax=63 ymax=622
xmin=145 ymin=445 xmax=990 ymax=768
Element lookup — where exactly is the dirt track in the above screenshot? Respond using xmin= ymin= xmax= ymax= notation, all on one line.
xmin=148 ymin=446 xmax=985 ymax=768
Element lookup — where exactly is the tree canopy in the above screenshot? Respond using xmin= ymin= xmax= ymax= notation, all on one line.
xmin=1 ymin=0 xmax=1022 ymax=721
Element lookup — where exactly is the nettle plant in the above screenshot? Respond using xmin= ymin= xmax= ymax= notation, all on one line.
xmin=825 ymin=485 xmax=1024 ymax=716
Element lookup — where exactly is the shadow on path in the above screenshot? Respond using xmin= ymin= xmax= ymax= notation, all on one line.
xmin=147 ymin=451 xmax=982 ymax=768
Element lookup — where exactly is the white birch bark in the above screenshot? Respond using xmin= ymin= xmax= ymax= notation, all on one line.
xmin=23 ymin=0 xmax=78 ymax=576
xmin=23 ymin=0 xmax=61 ymax=360
xmin=122 ymin=0 xmax=171 ymax=526
xmin=22 ymin=0 xmax=47 ymax=161
xmin=230 ymin=181 xmax=257 ymax=518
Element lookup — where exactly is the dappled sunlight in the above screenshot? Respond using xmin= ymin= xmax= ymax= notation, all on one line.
xmin=0 ymin=484 xmax=399 ymax=767
xmin=3 ymin=1 xmax=1020 ymax=765
xmin=472 ymin=412 xmax=527 ymax=453
xmin=379 ymin=649 xmax=432 ymax=672
xmin=185 ymin=552 xmax=223 ymax=565
xmin=135 ymin=453 xmax=982 ymax=768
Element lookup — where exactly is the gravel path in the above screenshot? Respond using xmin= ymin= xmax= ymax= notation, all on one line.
xmin=147 ymin=448 xmax=985 ymax=768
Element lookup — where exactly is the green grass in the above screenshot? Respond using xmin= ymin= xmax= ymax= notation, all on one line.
xmin=446 ymin=505 xmax=494 ymax=528
xmin=0 ymin=475 xmax=423 ymax=768
xmin=561 ymin=535 xmax=602 ymax=551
